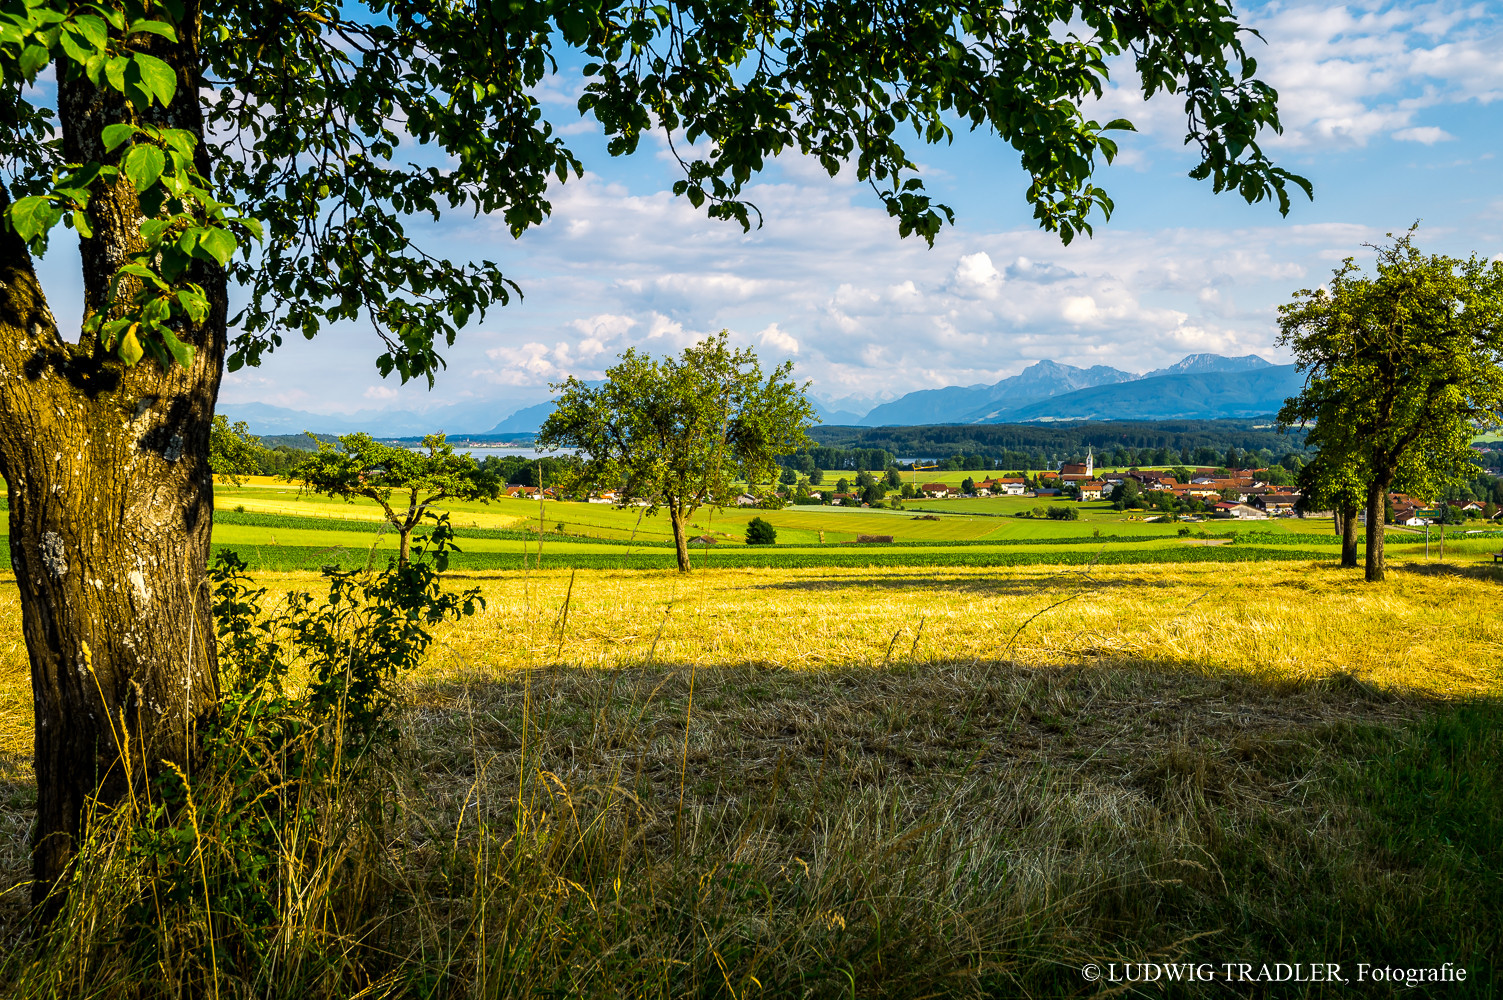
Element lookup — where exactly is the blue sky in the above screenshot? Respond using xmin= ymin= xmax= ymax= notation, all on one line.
xmin=41 ymin=1 xmax=1503 ymax=417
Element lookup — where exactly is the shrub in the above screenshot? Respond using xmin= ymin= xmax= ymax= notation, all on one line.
xmin=746 ymin=517 xmax=777 ymax=545
xmin=856 ymin=534 xmax=894 ymax=543
xmin=15 ymin=514 xmax=483 ymax=996
xmin=1045 ymin=505 xmax=1079 ymax=521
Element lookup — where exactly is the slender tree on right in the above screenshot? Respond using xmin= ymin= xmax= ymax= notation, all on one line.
xmin=1278 ymin=231 xmax=1503 ymax=581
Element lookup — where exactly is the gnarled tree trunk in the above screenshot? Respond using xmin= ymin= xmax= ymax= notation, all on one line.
xmin=0 ymin=10 xmax=224 ymax=909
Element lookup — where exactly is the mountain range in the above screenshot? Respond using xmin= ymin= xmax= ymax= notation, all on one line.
xmin=221 ymin=353 xmax=1301 ymax=438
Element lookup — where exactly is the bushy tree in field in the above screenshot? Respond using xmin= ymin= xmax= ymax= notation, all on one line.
xmin=538 ymin=333 xmax=813 ymax=572
xmin=293 ymin=434 xmax=500 ymax=566
xmin=209 ymin=416 xmax=263 ymax=485
xmin=1278 ymin=231 xmax=1503 ymax=581
xmin=745 ymin=517 xmax=777 ymax=546
xmin=1111 ymin=479 xmax=1143 ymax=510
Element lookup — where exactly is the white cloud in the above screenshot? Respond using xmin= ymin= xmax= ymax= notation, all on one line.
xmin=363 ymin=386 xmax=400 ymax=401
xmin=1392 ymin=125 xmax=1455 ymax=144
xmin=1061 ymin=296 xmax=1100 ymax=324
xmin=1090 ymin=1 xmax=1503 ymax=151
xmin=756 ymin=322 xmax=800 ymax=355
xmin=952 ymin=251 xmax=1003 ymax=298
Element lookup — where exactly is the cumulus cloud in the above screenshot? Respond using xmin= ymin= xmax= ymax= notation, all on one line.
xmin=1091 ymin=0 xmax=1502 ymax=151
xmin=756 ymin=322 xmax=800 ymax=355
xmin=1392 ymin=125 xmax=1456 ymax=144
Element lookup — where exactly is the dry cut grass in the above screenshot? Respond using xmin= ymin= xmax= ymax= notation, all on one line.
xmin=0 ymin=560 xmax=1499 ymax=997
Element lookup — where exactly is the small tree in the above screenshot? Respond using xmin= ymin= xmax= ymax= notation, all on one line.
xmin=809 ymin=468 xmax=825 ymax=486
xmin=210 ymin=416 xmax=265 ymax=485
xmin=293 ymin=433 xmax=500 ymax=566
xmin=961 ymin=476 xmax=976 ymax=494
xmin=538 ymin=333 xmax=813 ymax=572
xmin=745 ymin=517 xmax=778 ymax=545
xmin=836 ymin=477 xmax=851 ymax=494
xmin=885 ymin=468 xmax=903 ymax=489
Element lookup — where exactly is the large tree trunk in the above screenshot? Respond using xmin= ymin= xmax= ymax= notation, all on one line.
xmin=1339 ymin=504 xmax=1360 ymax=568
xmin=0 ymin=11 xmax=225 ymax=909
xmin=1365 ymin=482 xmax=1387 ymax=582
xmin=670 ymin=505 xmax=691 ymax=572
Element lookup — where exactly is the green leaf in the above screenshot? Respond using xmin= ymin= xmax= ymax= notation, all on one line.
xmin=72 ymin=14 xmax=108 ymax=49
xmin=158 ymin=326 xmax=195 ymax=368
xmin=70 ymin=209 xmax=92 ymax=239
xmin=125 ymin=19 xmax=178 ymax=41
xmin=123 ymin=144 xmax=166 ymax=191
xmin=197 ymin=227 xmax=237 ymax=265
xmin=18 ymin=43 xmax=49 ymax=80
xmin=101 ymin=123 xmax=138 ymax=151
xmin=132 ymin=52 xmax=177 ymax=106
xmin=8 ymin=196 xmax=57 ymax=242
xmin=177 ymin=289 xmax=209 ymax=323
xmin=105 ymin=54 xmax=128 ymax=92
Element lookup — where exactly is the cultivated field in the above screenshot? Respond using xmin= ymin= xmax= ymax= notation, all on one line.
xmin=0 ymin=554 xmax=1499 ymax=996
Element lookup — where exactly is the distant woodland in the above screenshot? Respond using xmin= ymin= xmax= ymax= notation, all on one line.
xmin=801 ymin=420 xmax=1314 ymax=470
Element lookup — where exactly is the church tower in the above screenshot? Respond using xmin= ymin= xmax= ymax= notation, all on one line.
xmin=1086 ymin=446 xmax=1094 ymax=477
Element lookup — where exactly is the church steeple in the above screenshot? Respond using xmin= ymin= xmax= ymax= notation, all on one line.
xmin=1086 ymin=446 xmax=1094 ymax=477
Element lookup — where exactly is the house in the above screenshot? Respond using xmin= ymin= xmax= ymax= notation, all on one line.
xmin=1214 ymin=501 xmax=1267 ymax=519
xmin=1078 ymin=479 xmax=1107 ymax=501
xmin=919 ymin=483 xmax=953 ymax=497
xmin=1389 ymin=504 xmax=1427 ymax=527
xmin=979 ymin=476 xmax=1027 ymax=496
xmin=1255 ymin=493 xmax=1300 ymax=515
xmin=1451 ymin=500 xmax=1484 ymax=513
xmin=587 ymin=490 xmax=619 ymax=504
xmin=736 ymin=493 xmax=760 ymax=506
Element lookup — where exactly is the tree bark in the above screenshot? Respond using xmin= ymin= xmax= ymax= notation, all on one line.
xmin=1339 ymin=504 xmax=1360 ymax=568
xmin=670 ymin=504 xmax=691 ymax=572
xmin=0 ymin=9 xmax=225 ymax=909
xmin=1365 ymin=482 xmax=1387 ymax=582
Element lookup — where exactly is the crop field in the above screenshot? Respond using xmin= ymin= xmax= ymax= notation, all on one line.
xmin=0 ymin=558 xmax=1500 ymax=996
xmin=1 ymin=492 xmax=1500 ymax=996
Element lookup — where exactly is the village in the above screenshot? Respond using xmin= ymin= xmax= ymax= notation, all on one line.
xmin=496 ymin=446 xmax=1492 ymax=526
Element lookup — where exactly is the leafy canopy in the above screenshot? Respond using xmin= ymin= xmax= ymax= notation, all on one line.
xmin=209 ymin=415 xmax=264 ymax=485
xmin=292 ymin=432 xmax=501 ymax=542
xmin=4 ymin=0 xmax=1308 ymax=381
xmin=537 ymin=331 xmax=814 ymax=517
xmin=1277 ymin=231 xmax=1503 ymax=500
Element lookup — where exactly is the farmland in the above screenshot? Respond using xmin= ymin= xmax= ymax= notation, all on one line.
xmin=177 ymin=477 xmax=1500 ymax=574
xmin=0 ymin=481 xmax=1499 ymax=996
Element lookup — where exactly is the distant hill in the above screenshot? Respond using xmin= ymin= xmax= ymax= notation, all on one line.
xmin=225 ymin=353 xmax=1290 ymax=437
xmin=991 ymin=365 xmax=1303 ymax=422
xmin=1144 ymin=353 xmax=1272 ymax=379
xmin=487 ymin=399 xmax=557 ymax=434
xmin=219 ymin=398 xmax=543 ymax=437
xmin=861 ymin=360 xmax=1135 ymax=426
xmin=857 ymin=353 xmax=1275 ymax=426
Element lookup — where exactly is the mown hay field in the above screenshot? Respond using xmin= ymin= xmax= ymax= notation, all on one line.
xmin=1 ymin=558 xmax=1500 ymax=996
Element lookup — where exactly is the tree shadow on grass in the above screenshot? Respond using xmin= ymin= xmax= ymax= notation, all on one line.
xmin=1393 ymin=561 xmax=1503 ymax=583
